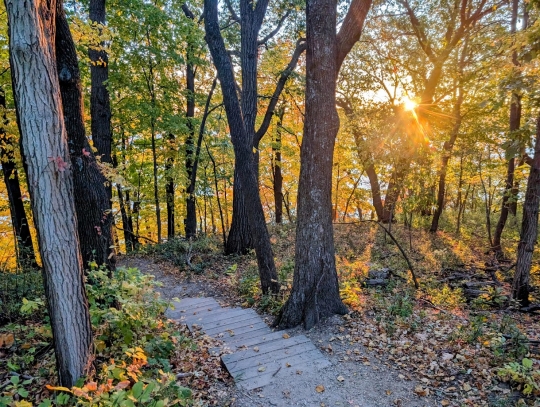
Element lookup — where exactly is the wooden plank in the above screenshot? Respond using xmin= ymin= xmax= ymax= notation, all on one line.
xmin=179 ymin=302 xmax=222 ymax=314
xmin=225 ymin=331 xmax=285 ymax=350
xmin=212 ymin=321 xmax=269 ymax=338
xmin=174 ymin=297 xmax=218 ymax=308
xmin=233 ymin=349 xmax=330 ymax=390
xmin=237 ymin=356 xmax=331 ymax=391
xmin=222 ymin=335 xmax=310 ymax=364
xmin=204 ymin=316 xmax=263 ymax=336
xmin=221 ymin=326 xmax=276 ymax=346
xmin=198 ymin=309 xmax=259 ymax=328
xmin=224 ymin=339 xmax=317 ymax=373
xmin=184 ymin=308 xmax=247 ymax=325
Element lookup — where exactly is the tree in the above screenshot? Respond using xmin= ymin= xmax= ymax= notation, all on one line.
xmin=0 ymin=87 xmax=37 ymax=268
xmin=203 ymin=0 xmax=280 ymax=294
xmin=512 ymin=113 xmax=540 ymax=306
xmin=56 ymin=0 xmax=116 ymax=270
xmin=492 ymin=0 xmax=526 ymax=255
xmin=276 ymin=0 xmax=372 ymax=329
xmin=219 ymin=0 xmax=305 ymax=254
xmin=6 ymin=0 xmax=93 ymax=386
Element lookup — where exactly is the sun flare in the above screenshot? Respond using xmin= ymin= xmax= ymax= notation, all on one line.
xmin=403 ymin=97 xmax=418 ymax=111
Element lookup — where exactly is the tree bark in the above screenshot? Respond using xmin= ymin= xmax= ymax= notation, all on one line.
xmin=55 ymin=1 xmax=116 ymax=270
xmin=225 ymin=3 xmax=306 ymax=254
xmin=204 ymin=0 xmax=279 ymax=294
xmin=7 ymin=0 xmax=93 ymax=387
xmin=89 ymin=0 xmax=112 ymax=201
xmin=365 ymin=163 xmax=384 ymax=221
xmin=492 ymin=0 xmax=522 ymax=256
xmin=273 ymin=108 xmax=284 ymax=224
xmin=0 ymin=88 xmax=37 ymax=268
xmin=276 ymin=0 xmax=372 ymax=329
xmin=512 ymin=114 xmax=540 ymax=306
xmin=182 ymin=5 xmax=196 ymax=239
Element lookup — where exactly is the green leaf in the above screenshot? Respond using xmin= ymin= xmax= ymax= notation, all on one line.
xmin=18 ymin=388 xmax=29 ymax=398
xmin=132 ymin=381 xmax=144 ymax=399
xmin=522 ymin=358 xmax=533 ymax=369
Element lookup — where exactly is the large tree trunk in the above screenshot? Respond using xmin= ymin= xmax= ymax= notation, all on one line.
xmin=7 ymin=0 xmax=93 ymax=387
xmin=0 ymin=88 xmax=37 ymax=268
xmin=381 ymin=163 xmax=408 ymax=223
xmin=492 ymin=0 xmax=522 ymax=256
xmin=89 ymin=0 xmax=112 ymax=194
xmin=277 ymin=0 xmax=372 ymax=329
xmin=204 ymin=0 xmax=279 ymax=294
xmin=512 ymin=114 xmax=540 ymax=306
xmin=55 ymin=2 xmax=116 ymax=270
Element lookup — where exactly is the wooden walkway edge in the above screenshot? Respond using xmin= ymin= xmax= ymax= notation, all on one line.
xmin=166 ymin=297 xmax=331 ymax=390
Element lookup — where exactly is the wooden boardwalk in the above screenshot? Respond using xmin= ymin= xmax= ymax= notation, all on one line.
xmin=166 ymin=297 xmax=330 ymax=390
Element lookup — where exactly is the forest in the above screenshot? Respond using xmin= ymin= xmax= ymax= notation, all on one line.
xmin=0 ymin=0 xmax=540 ymax=405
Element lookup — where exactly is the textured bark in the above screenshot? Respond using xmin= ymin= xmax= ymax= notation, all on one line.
xmin=0 ymin=89 xmax=37 ymax=268
xmin=492 ymin=0 xmax=522 ymax=256
xmin=365 ymin=163 xmax=384 ymax=220
xmin=165 ymin=132 xmax=175 ymax=239
xmin=225 ymin=2 xmax=306 ymax=254
xmin=204 ymin=0 xmax=279 ymax=294
xmin=512 ymin=114 xmax=540 ymax=306
xmin=277 ymin=0 xmax=371 ymax=329
xmin=55 ymin=1 xmax=116 ymax=270
xmin=272 ymin=109 xmax=284 ymax=224
xmin=7 ymin=0 xmax=93 ymax=387
xmin=182 ymin=4 xmax=196 ymax=239
xmin=381 ymin=163 xmax=409 ymax=223
xmin=89 ymin=0 xmax=112 ymax=200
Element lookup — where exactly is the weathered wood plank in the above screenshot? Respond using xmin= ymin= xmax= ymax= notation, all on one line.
xmin=225 ymin=340 xmax=318 ymax=373
xmin=222 ymin=327 xmax=276 ymax=346
xmin=204 ymin=316 xmax=263 ymax=335
xmin=198 ymin=309 xmax=259 ymax=328
xmin=212 ymin=321 xmax=269 ymax=338
xmin=222 ymin=335 xmax=310 ymax=364
xmin=184 ymin=308 xmax=250 ymax=324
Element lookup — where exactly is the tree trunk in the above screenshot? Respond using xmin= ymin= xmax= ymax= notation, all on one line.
xmin=365 ymin=163 xmax=384 ymax=221
xmin=512 ymin=114 xmax=540 ymax=306
xmin=273 ymin=108 xmax=284 ymax=224
xmin=204 ymin=0 xmax=279 ymax=294
xmin=492 ymin=0 xmax=522 ymax=256
xmin=278 ymin=0 xmax=346 ymax=329
xmin=183 ymin=5 xmax=196 ymax=239
xmin=430 ymin=51 xmax=466 ymax=232
xmin=55 ymin=2 xmax=116 ymax=270
xmin=165 ymin=132 xmax=175 ymax=239
xmin=0 ymin=88 xmax=37 ymax=268
xmin=381 ymin=163 xmax=408 ymax=223
xmin=7 ymin=0 xmax=93 ymax=387
xmin=89 ymin=0 xmax=112 ymax=200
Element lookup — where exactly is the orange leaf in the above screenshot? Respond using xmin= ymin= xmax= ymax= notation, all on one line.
xmin=114 ymin=380 xmax=131 ymax=390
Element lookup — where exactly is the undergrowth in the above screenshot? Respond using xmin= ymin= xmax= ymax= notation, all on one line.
xmin=0 ymin=266 xmax=226 ymax=407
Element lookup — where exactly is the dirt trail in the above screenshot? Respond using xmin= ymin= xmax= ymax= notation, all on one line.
xmin=118 ymin=255 xmax=437 ymax=406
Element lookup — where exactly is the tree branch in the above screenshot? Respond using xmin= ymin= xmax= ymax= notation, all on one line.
xmin=224 ymin=0 xmax=240 ymax=23
xmin=336 ymin=0 xmax=373 ymax=70
xmin=258 ymin=9 xmax=291 ymax=46
xmin=254 ymin=39 xmax=306 ymax=145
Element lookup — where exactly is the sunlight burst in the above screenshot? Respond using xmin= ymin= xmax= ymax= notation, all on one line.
xmin=403 ymin=97 xmax=418 ymax=111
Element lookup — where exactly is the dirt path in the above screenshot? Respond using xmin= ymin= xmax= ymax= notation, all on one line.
xmin=118 ymin=255 xmax=437 ymax=406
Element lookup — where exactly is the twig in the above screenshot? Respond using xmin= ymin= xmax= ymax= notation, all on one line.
xmin=335 ymin=220 xmax=419 ymax=288
xmin=175 ymin=372 xmax=194 ymax=379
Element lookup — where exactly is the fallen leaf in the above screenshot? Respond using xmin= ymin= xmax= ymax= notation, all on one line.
xmin=253 ymin=346 xmax=259 ymax=352
xmin=315 ymin=385 xmax=325 ymax=393
xmin=286 ymin=362 xmax=291 ymax=367
xmin=337 ymin=375 xmax=345 ymax=382
xmin=463 ymin=383 xmax=471 ymax=392
xmin=441 ymin=401 xmax=450 ymax=406
xmin=258 ymin=366 xmax=266 ymax=372
xmin=282 ymin=333 xmax=290 ymax=339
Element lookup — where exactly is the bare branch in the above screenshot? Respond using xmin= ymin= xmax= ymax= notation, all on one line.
xmin=258 ymin=9 xmax=291 ymax=46
xmin=254 ymin=39 xmax=306 ymax=145
xmin=336 ymin=0 xmax=373 ymax=70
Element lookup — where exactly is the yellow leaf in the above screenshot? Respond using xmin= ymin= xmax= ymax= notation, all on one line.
xmin=315 ymin=385 xmax=325 ymax=393
xmin=46 ymin=385 xmax=72 ymax=393
xmin=282 ymin=333 xmax=290 ymax=339
xmin=15 ymin=401 xmax=33 ymax=407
